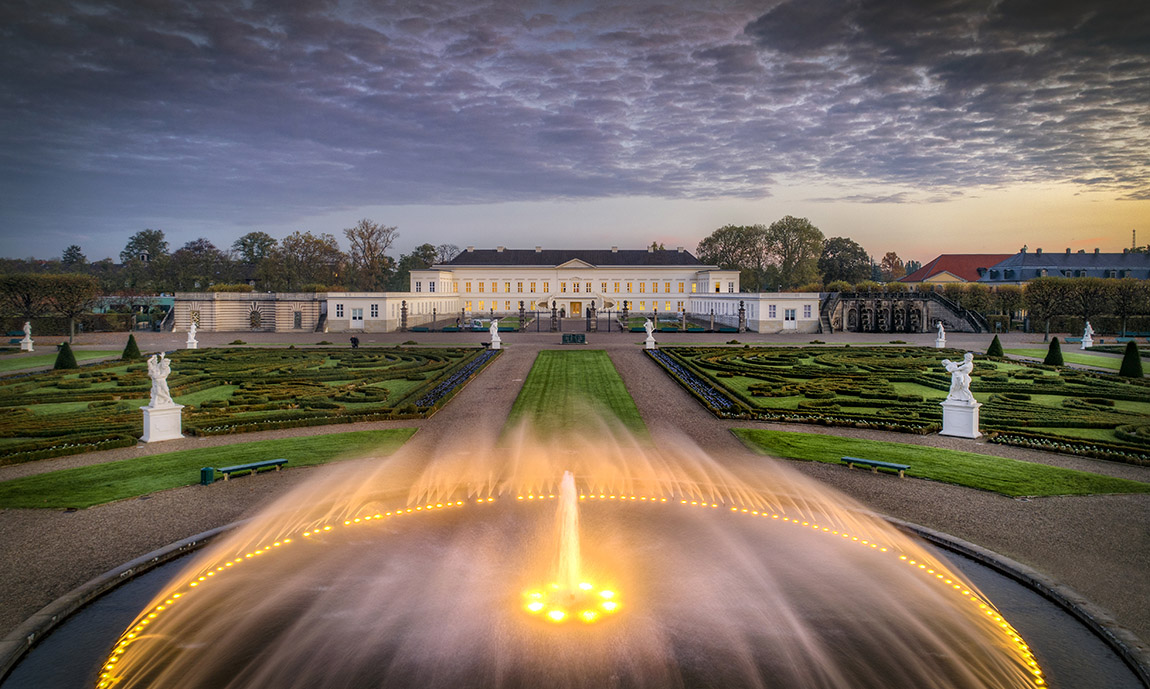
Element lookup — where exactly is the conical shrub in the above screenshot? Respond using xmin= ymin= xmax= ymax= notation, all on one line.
xmin=121 ymin=334 xmax=142 ymax=360
xmin=54 ymin=342 xmax=78 ymax=370
xmin=1043 ymin=337 xmax=1063 ymax=366
xmin=986 ymin=334 xmax=1004 ymax=357
xmin=1119 ymin=340 xmax=1144 ymax=378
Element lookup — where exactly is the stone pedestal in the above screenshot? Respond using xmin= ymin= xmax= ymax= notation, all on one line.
xmin=645 ymin=335 xmax=656 ymax=350
xmin=939 ymin=399 xmax=981 ymax=439
xmin=935 ymin=337 xmax=946 ymax=349
xmin=141 ymin=404 xmax=185 ymax=443
xmin=490 ymin=333 xmax=501 ymax=350
xmin=1081 ymin=336 xmax=1093 ymax=350
xmin=20 ymin=338 xmax=33 ymax=352
xmin=185 ymin=338 xmax=198 ymax=349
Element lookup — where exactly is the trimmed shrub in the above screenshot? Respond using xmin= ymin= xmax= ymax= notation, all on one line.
xmin=54 ymin=342 xmax=78 ymax=369
xmin=121 ymin=334 xmax=142 ymax=360
xmin=1043 ymin=337 xmax=1064 ymax=366
xmin=1120 ymin=340 xmax=1144 ymax=378
xmin=986 ymin=335 xmax=1004 ymax=357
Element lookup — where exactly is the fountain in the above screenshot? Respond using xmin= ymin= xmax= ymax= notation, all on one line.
xmin=93 ymin=427 xmax=1044 ymax=689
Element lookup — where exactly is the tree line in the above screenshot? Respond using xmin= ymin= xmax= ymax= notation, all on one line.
xmin=2 ymin=220 xmax=460 ymax=294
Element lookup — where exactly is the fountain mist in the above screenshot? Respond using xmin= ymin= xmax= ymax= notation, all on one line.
xmin=96 ymin=425 xmax=1044 ymax=689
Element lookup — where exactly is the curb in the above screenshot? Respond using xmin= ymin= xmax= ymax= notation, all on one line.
xmin=890 ymin=517 xmax=1150 ymax=688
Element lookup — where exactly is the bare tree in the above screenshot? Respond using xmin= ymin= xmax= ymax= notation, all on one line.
xmin=344 ymin=219 xmax=398 ymax=291
xmin=435 ymin=244 xmax=461 ymax=264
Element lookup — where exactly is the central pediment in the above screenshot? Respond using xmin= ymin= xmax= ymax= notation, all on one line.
xmin=556 ymin=258 xmax=596 ymax=269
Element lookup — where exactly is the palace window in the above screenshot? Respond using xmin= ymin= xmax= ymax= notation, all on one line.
xmin=530 ymin=282 xmax=536 ymax=292
xmin=601 ymin=282 xmax=607 ymax=292
xmin=429 ymin=282 xmax=436 ymax=292
xmin=691 ymin=283 xmax=697 ymax=293
xmin=479 ymin=301 xmax=485 ymax=311
xmin=543 ymin=282 xmax=550 ymax=292
xmin=678 ymin=282 xmax=684 ymax=293
xmin=769 ymin=305 xmax=776 ymax=318
xmin=639 ymin=301 xmax=646 ymax=311
xmin=651 ymin=282 xmax=658 ymax=293
xmin=639 ymin=283 xmax=645 ymax=293
xmin=561 ymin=282 xmax=568 ymax=293
xmin=479 ymin=282 xmax=484 ymax=293
xmin=518 ymin=282 xmax=523 ymax=292
xmin=370 ymin=304 xmax=378 ymax=318
xmin=335 ymin=304 xmax=344 ymax=318
xmin=714 ymin=282 xmax=721 ymax=293
xmin=573 ymin=282 xmax=580 ymax=293
xmin=728 ymin=282 xmax=735 ymax=293
xmin=665 ymin=282 xmax=671 ymax=293
xmin=614 ymin=282 xmax=620 ymax=293
xmin=466 ymin=282 xmax=472 ymax=293
xmin=626 ymin=282 xmax=632 ymax=293
xmin=505 ymin=301 xmax=511 ymax=310
xmin=586 ymin=282 xmax=591 ymax=293
xmin=505 ymin=282 xmax=511 ymax=292
xmin=665 ymin=301 xmax=671 ymax=311
xmin=465 ymin=301 xmax=472 ymax=311
xmin=803 ymin=305 xmax=812 ymax=318
xmin=415 ymin=281 xmax=421 ymax=292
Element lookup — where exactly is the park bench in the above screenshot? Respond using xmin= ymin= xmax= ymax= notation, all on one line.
xmin=201 ymin=459 xmax=288 ymax=485
xmin=841 ymin=456 xmax=909 ymax=479
xmin=7 ymin=339 xmax=21 ymax=345
xmin=1065 ymin=337 xmax=1082 ymax=343
xmin=441 ymin=326 xmax=460 ymax=332
xmin=718 ymin=326 xmax=739 ymax=333
xmin=629 ymin=326 xmax=647 ymax=332
xmin=562 ymin=333 xmax=586 ymax=345
xmin=410 ymin=326 xmax=430 ymax=332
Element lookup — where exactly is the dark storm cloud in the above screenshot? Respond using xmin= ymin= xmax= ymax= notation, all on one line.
xmin=0 ymin=0 xmax=1147 ymax=246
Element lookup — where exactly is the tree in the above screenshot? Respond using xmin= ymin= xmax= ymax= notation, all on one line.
xmin=262 ymin=231 xmax=346 ymax=290
xmin=122 ymin=334 xmax=142 ymax=360
xmin=818 ymin=237 xmax=871 ymax=284
xmin=986 ymin=335 xmax=1004 ymax=357
xmin=232 ymin=232 xmax=278 ymax=264
xmin=696 ymin=225 xmax=770 ymax=291
xmin=994 ymin=285 xmax=1024 ymax=329
xmin=344 ymin=219 xmax=398 ymax=291
xmin=959 ymin=283 xmax=993 ymax=315
xmin=649 ymin=241 xmax=666 ymax=251
xmin=1119 ymin=341 xmax=1143 ymax=378
xmin=1111 ymin=278 xmax=1149 ymax=336
xmin=54 ymin=342 xmax=78 ymax=370
xmin=435 ymin=244 xmax=461 ymax=264
xmin=764 ymin=216 xmax=823 ymax=290
xmin=389 ymin=243 xmax=439 ymax=291
xmin=0 ymin=274 xmax=52 ymax=319
xmin=879 ymin=252 xmax=905 ymax=281
xmin=1064 ymin=277 xmax=1114 ymax=328
xmin=1043 ymin=337 xmax=1063 ymax=366
xmin=43 ymin=274 xmax=101 ymax=341
xmin=120 ymin=229 xmax=169 ymax=264
xmin=904 ymin=259 xmax=922 ymax=275
xmin=1023 ymin=278 xmax=1067 ymax=342
xmin=61 ymin=245 xmax=86 ymax=269
xmin=170 ymin=238 xmax=231 ymax=290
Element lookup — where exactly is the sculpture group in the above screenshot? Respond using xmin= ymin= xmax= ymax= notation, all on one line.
xmin=939 ymin=351 xmax=980 ymax=439
xmin=141 ymin=352 xmax=183 ymax=443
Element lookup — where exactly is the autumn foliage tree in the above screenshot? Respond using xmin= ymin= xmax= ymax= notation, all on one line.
xmin=344 ymin=219 xmax=398 ymax=291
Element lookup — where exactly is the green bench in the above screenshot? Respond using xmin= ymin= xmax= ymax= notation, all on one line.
xmin=718 ymin=326 xmax=739 ymax=333
xmin=201 ymin=459 xmax=288 ymax=484
xmin=841 ymin=456 xmax=909 ymax=479
xmin=410 ymin=326 xmax=430 ymax=332
xmin=561 ymin=333 xmax=586 ymax=345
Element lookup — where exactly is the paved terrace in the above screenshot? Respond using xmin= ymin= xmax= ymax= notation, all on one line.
xmin=1 ymin=327 xmax=1147 ymax=653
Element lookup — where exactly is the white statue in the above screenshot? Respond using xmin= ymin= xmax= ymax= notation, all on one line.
xmin=147 ymin=353 xmax=174 ymax=407
xmin=22 ymin=321 xmax=31 ymax=340
xmin=19 ymin=320 xmax=33 ymax=351
xmin=942 ymin=352 xmax=975 ymax=403
xmin=188 ymin=320 xmax=197 ymax=339
xmin=934 ymin=320 xmax=946 ymax=348
xmin=489 ymin=319 xmax=499 ymax=339
xmin=937 ymin=321 xmax=945 ymax=339
xmin=1083 ymin=321 xmax=1093 ymax=339
xmin=644 ymin=319 xmax=655 ymax=338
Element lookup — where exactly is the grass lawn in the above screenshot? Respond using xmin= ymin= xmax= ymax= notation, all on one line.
xmin=0 ymin=428 xmax=417 ymax=509
xmin=1004 ymin=348 xmax=1125 ymax=372
xmin=0 ymin=350 xmax=120 ymax=373
xmin=733 ymin=429 xmax=1150 ymax=497
xmin=507 ymin=350 xmax=645 ymax=435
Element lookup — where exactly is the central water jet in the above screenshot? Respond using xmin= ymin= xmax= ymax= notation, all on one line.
xmin=523 ymin=471 xmax=620 ymax=624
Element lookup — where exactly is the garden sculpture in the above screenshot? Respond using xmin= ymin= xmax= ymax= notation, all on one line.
xmin=937 ymin=321 xmax=945 ymax=339
xmin=490 ymin=319 xmax=499 ymax=339
xmin=147 ymin=353 xmax=174 ymax=407
xmin=1084 ymin=321 xmax=1093 ymax=339
xmin=942 ymin=352 xmax=975 ymax=403
xmin=644 ymin=319 xmax=654 ymax=338
xmin=22 ymin=321 xmax=31 ymax=340
xmin=188 ymin=320 xmax=197 ymax=340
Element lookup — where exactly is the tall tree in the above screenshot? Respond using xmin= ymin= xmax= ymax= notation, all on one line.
xmin=0 ymin=274 xmax=52 ymax=319
xmin=696 ymin=225 xmax=769 ymax=291
xmin=43 ymin=274 xmax=101 ymax=341
xmin=904 ymin=259 xmax=922 ymax=275
xmin=994 ymin=285 xmax=1024 ymax=329
xmin=170 ymin=238 xmax=231 ymax=290
xmin=389 ymin=243 xmax=439 ymax=291
xmin=1112 ymin=278 xmax=1150 ymax=336
xmin=120 ymin=229 xmax=169 ymax=264
xmin=1065 ymin=277 xmax=1114 ymax=325
xmin=232 ymin=232 xmax=278 ymax=264
xmin=765 ymin=216 xmax=824 ymax=290
xmin=818 ymin=237 xmax=871 ymax=284
xmin=61 ymin=245 xmax=86 ymax=269
xmin=648 ymin=241 xmax=666 ymax=251
xmin=435 ymin=244 xmax=461 ymax=264
xmin=344 ymin=219 xmax=398 ymax=291
xmin=262 ymin=231 xmax=346 ymax=290
xmin=1023 ymin=277 xmax=1068 ymax=342
xmin=879 ymin=251 xmax=905 ymax=281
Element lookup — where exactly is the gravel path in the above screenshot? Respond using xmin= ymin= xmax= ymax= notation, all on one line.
xmin=2 ymin=330 xmax=1148 ymax=651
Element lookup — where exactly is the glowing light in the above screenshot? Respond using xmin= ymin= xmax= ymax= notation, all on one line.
xmin=547 ymin=610 xmax=566 ymax=622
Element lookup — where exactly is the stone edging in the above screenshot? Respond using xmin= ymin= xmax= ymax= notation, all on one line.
xmin=2 ymin=515 xmax=1147 ymax=688
xmin=890 ymin=517 xmax=1150 ymax=688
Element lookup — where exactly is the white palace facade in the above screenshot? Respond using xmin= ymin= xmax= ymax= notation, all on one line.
xmin=173 ymin=247 xmax=820 ymax=333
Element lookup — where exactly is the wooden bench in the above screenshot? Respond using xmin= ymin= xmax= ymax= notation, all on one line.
xmin=841 ymin=456 xmax=909 ymax=479
xmin=210 ymin=459 xmax=288 ymax=483
xmin=562 ymin=333 xmax=586 ymax=345
xmin=409 ymin=326 xmax=430 ymax=332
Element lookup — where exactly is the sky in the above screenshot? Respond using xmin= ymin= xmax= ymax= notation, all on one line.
xmin=1 ymin=0 xmax=1148 ymax=265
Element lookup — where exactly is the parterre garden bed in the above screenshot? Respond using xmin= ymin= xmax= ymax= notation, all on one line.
xmin=0 ymin=346 xmax=499 ymax=465
xmin=650 ymin=346 xmax=1150 ymax=465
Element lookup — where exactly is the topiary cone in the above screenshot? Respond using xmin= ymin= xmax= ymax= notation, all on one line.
xmin=122 ymin=334 xmax=142 ymax=360
xmin=986 ymin=334 xmax=1004 ymax=357
xmin=1043 ymin=336 xmax=1063 ymax=366
xmin=54 ymin=342 xmax=78 ymax=370
xmin=1119 ymin=340 xmax=1144 ymax=378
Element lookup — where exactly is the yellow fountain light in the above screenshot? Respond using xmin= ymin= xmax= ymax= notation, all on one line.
xmin=521 ymin=582 xmax=621 ymax=624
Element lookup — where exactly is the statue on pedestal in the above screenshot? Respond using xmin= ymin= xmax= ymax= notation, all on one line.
xmin=186 ymin=320 xmax=198 ymax=349
xmin=942 ymin=352 xmax=975 ymax=403
xmin=147 ymin=353 xmax=174 ymax=407
xmin=1081 ymin=321 xmax=1094 ymax=349
xmin=644 ymin=318 xmax=656 ymax=350
xmin=489 ymin=319 xmax=501 ymax=349
xmin=935 ymin=321 xmax=946 ymax=348
xmin=20 ymin=321 xmax=33 ymax=351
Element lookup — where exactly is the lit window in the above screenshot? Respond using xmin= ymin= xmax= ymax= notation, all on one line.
xmin=678 ymin=282 xmax=684 ymax=293
xmin=466 ymin=282 xmax=472 ymax=293
xmin=626 ymin=282 xmax=632 ymax=293
xmin=505 ymin=282 xmax=511 ymax=292
xmin=652 ymin=282 xmax=658 ymax=293
xmin=530 ymin=282 xmax=536 ymax=292
xmin=370 ymin=304 xmax=378 ymax=318
xmin=614 ymin=282 xmax=620 ymax=293
xmin=491 ymin=282 xmax=497 ymax=292
xmin=479 ymin=301 xmax=485 ymax=310
xmin=601 ymin=282 xmax=607 ymax=292
xmin=714 ymin=282 xmax=721 ymax=293
xmin=665 ymin=282 xmax=671 ymax=293
xmin=677 ymin=301 xmax=684 ymax=311
xmin=518 ymin=282 xmax=523 ymax=293
xmin=544 ymin=282 xmax=550 ymax=292
xmin=478 ymin=282 xmax=484 ymax=293
xmin=691 ymin=283 xmax=697 ymax=293
xmin=639 ymin=283 xmax=645 ymax=293
xmin=586 ymin=282 xmax=591 ymax=293
xmin=639 ymin=301 xmax=645 ymax=311
xmin=665 ymin=301 xmax=671 ymax=311
xmin=335 ymin=304 xmax=344 ymax=318
xmin=505 ymin=301 xmax=511 ymax=310
xmin=562 ymin=282 xmax=567 ymax=293
xmin=465 ymin=301 xmax=472 ymax=311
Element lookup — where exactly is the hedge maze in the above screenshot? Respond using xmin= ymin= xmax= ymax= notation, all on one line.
xmin=651 ymin=346 xmax=1150 ymax=465
xmin=0 ymin=346 xmax=498 ymax=465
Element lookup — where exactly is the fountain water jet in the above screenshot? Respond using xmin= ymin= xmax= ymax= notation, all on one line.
xmin=95 ymin=427 xmax=1044 ymax=689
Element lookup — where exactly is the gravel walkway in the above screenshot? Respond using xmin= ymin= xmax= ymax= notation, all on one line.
xmin=1 ymin=330 xmax=1148 ymax=651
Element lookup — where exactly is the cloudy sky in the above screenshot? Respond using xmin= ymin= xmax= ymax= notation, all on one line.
xmin=2 ymin=0 xmax=1147 ymax=264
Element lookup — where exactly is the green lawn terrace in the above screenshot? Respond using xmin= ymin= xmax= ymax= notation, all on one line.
xmin=652 ymin=346 xmax=1150 ymax=465
xmin=0 ymin=346 xmax=498 ymax=465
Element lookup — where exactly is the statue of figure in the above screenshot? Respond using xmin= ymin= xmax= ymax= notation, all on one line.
xmin=188 ymin=320 xmax=197 ymax=340
xmin=147 ymin=353 xmax=174 ymax=407
xmin=22 ymin=321 xmax=31 ymax=340
xmin=489 ymin=319 xmax=499 ymax=339
xmin=937 ymin=321 xmax=945 ymax=339
xmin=942 ymin=352 xmax=975 ymax=403
xmin=644 ymin=318 xmax=654 ymax=338
xmin=1083 ymin=321 xmax=1094 ymax=339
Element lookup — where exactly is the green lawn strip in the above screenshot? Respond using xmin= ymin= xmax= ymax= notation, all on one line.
xmin=1004 ymin=348 xmax=1123 ymax=372
xmin=0 ymin=428 xmax=416 ymax=509
xmin=0 ymin=350 xmax=120 ymax=373
xmin=506 ymin=350 xmax=646 ymax=435
xmin=732 ymin=428 xmax=1150 ymax=497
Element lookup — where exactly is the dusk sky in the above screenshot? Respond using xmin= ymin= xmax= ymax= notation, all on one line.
xmin=2 ymin=0 xmax=1147 ymax=264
